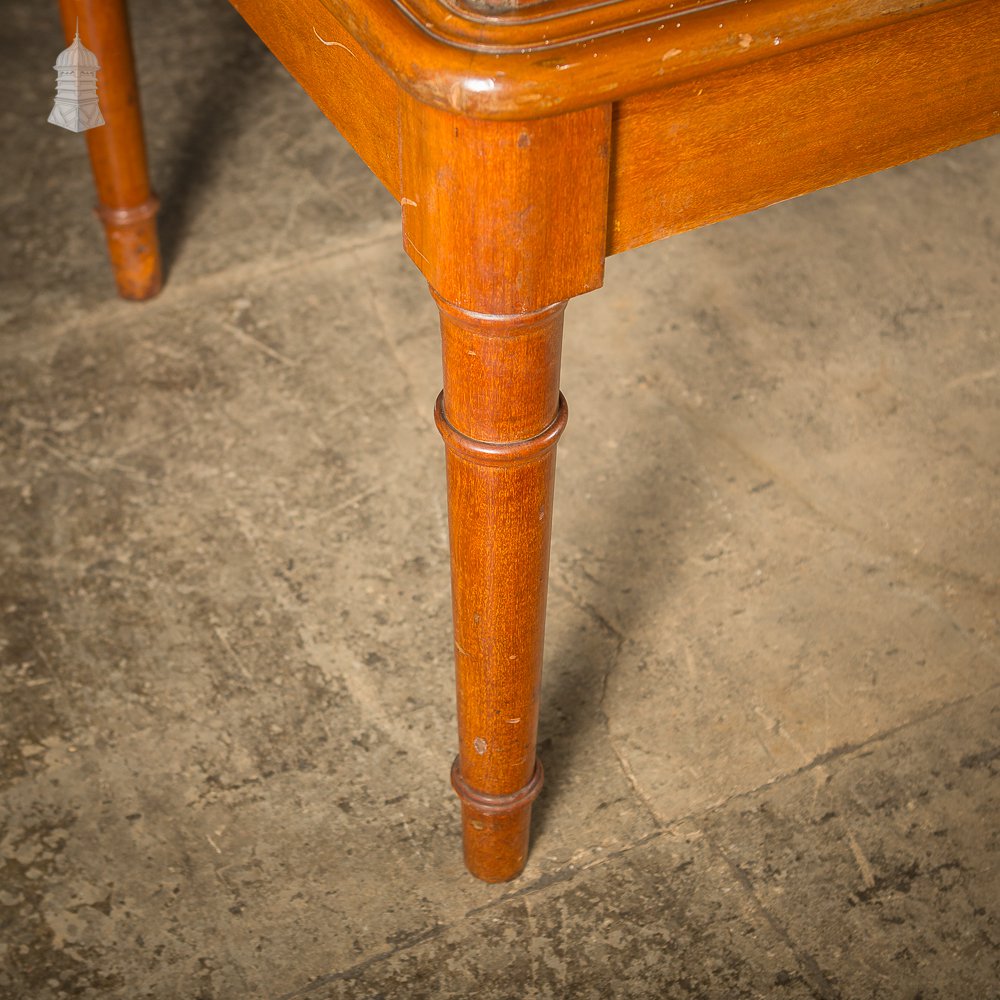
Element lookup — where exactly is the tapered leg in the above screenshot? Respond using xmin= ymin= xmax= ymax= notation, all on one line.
xmin=400 ymin=96 xmax=610 ymax=879
xmin=434 ymin=293 xmax=567 ymax=882
xmin=58 ymin=0 xmax=162 ymax=300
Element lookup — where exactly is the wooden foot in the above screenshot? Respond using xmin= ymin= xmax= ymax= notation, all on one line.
xmin=58 ymin=0 xmax=162 ymax=300
xmin=434 ymin=293 xmax=566 ymax=882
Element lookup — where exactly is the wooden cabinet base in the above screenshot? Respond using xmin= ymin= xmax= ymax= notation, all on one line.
xmin=66 ymin=0 xmax=1000 ymax=880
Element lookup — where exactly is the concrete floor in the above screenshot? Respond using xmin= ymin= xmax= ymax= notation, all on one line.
xmin=3 ymin=3 xmax=999 ymax=998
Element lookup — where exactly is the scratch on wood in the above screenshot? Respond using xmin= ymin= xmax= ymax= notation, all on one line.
xmin=312 ymin=26 xmax=357 ymax=56
xmin=403 ymin=234 xmax=430 ymax=266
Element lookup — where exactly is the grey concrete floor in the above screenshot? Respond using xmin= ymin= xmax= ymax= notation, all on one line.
xmin=3 ymin=3 xmax=999 ymax=998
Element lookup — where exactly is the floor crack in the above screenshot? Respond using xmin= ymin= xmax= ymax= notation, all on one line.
xmin=705 ymin=829 xmax=842 ymax=1000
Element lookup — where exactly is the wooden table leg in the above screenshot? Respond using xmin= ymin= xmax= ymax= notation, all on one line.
xmin=401 ymin=97 xmax=611 ymax=880
xmin=57 ymin=0 xmax=162 ymax=300
xmin=434 ymin=294 xmax=568 ymax=881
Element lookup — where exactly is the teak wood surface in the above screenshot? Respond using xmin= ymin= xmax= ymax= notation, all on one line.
xmin=68 ymin=0 xmax=999 ymax=881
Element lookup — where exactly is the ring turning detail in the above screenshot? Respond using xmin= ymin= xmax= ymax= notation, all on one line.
xmin=434 ymin=391 xmax=568 ymax=467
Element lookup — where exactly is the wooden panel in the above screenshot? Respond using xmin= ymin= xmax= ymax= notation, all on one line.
xmin=608 ymin=0 xmax=1000 ymax=254
xmin=230 ymin=0 xmax=401 ymax=198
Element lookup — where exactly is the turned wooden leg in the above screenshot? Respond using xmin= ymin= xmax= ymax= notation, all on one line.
xmin=58 ymin=0 xmax=162 ymax=300
xmin=399 ymin=97 xmax=610 ymax=879
xmin=434 ymin=292 xmax=567 ymax=882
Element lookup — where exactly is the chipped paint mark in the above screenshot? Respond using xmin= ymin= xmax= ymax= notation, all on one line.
xmin=465 ymin=77 xmax=496 ymax=94
xmin=473 ymin=737 xmax=487 ymax=755
xmin=312 ymin=26 xmax=357 ymax=56
xmin=738 ymin=32 xmax=752 ymax=50
xmin=400 ymin=197 xmax=417 ymax=207
xmin=662 ymin=48 xmax=682 ymax=60
xmin=507 ymin=717 xmax=521 ymax=724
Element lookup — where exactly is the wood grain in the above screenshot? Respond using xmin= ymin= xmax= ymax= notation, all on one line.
xmin=609 ymin=0 xmax=1000 ymax=253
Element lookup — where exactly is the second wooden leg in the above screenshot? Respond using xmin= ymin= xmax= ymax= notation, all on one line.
xmin=435 ymin=293 xmax=567 ymax=882
xmin=58 ymin=0 xmax=162 ymax=300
